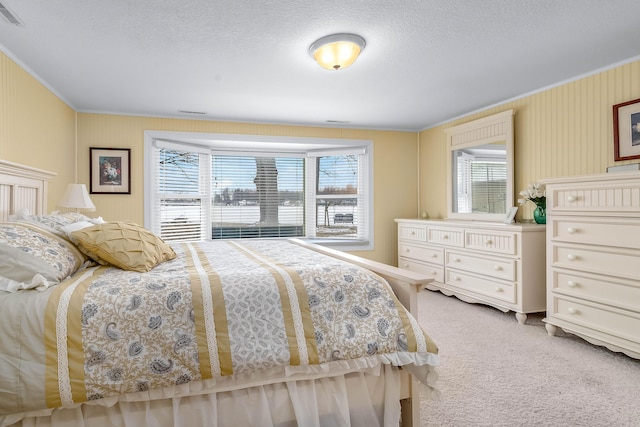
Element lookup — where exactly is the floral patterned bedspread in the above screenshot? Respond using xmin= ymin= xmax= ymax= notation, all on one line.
xmin=0 ymin=239 xmax=437 ymax=418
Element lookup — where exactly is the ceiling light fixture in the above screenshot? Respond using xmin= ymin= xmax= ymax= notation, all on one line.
xmin=309 ymin=33 xmax=366 ymax=71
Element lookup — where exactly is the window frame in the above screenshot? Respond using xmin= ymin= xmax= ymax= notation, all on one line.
xmin=144 ymin=130 xmax=374 ymax=251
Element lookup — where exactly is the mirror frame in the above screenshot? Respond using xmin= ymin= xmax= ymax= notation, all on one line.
xmin=446 ymin=110 xmax=514 ymax=221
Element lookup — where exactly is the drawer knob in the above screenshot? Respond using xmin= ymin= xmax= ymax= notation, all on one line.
xmin=567 ymin=227 xmax=576 ymax=234
xmin=567 ymin=195 xmax=577 ymax=202
xmin=443 ymin=235 xmax=449 ymax=239
xmin=454 ymin=276 xmax=461 ymax=281
xmin=494 ymin=265 xmax=502 ymax=271
xmin=410 ymin=231 xmax=416 ymax=236
xmin=485 ymin=239 xmax=493 ymax=245
xmin=431 ymin=270 xmax=436 ymax=275
xmin=494 ymin=287 xmax=503 ymax=293
xmin=567 ymin=280 xmax=577 ymax=288
xmin=403 ymin=263 xmax=409 ymax=268
xmin=431 ymin=253 xmax=438 ymax=258
xmin=453 ymin=257 xmax=460 ymax=262
xmin=567 ymin=307 xmax=578 ymax=315
xmin=405 ymin=248 xmax=410 ymax=252
xmin=567 ymin=254 xmax=577 ymax=261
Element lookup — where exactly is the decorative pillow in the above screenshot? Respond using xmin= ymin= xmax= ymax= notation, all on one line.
xmin=69 ymin=221 xmax=177 ymax=272
xmin=60 ymin=220 xmax=97 ymax=236
xmin=9 ymin=210 xmax=104 ymax=238
xmin=0 ymin=222 xmax=86 ymax=292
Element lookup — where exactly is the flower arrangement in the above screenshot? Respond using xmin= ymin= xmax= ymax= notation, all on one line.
xmin=518 ymin=182 xmax=546 ymax=207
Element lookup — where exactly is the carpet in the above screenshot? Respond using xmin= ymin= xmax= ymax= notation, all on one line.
xmin=418 ymin=289 xmax=640 ymax=427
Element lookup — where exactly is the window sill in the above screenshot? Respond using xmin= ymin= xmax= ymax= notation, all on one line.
xmin=300 ymin=238 xmax=372 ymax=252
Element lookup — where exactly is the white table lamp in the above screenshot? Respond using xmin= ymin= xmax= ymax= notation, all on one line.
xmin=57 ymin=184 xmax=96 ymax=212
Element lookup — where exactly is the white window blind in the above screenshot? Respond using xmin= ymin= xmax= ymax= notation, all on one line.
xmin=455 ymin=151 xmax=506 ymax=214
xmin=211 ymin=155 xmax=305 ymax=239
xmin=455 ymin=152 xmax=473 ymax=213
xmin=153 ymin=146 xmax=210 ymax=241
xmin=470 ymin=161 xmax=506 ymax=214
xmin=307 ymin=153 xmax=366 ymax=241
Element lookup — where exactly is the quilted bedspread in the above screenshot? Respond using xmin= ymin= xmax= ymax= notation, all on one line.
xmin=0 ymin=239 xmax=437 ymax=419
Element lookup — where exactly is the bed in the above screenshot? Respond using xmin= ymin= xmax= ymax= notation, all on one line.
xmin=0 ymin=159 xmax=439 ymax=427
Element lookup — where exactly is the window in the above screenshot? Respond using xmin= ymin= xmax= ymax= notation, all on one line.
xmin=144 ymin=132 xmax=373 ymax=250
xmin=212 ymin=155 xmax=304 ymax=239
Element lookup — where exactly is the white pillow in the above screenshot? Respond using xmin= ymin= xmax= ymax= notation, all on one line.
xmin=60 ymin=220 xmax=96 ymax=236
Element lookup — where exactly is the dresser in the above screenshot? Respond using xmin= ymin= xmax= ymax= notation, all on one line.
xmin=542 ymin=172 xmax=640 ymax=359
xmin=395 ymin=219 xmax=546 ymax=324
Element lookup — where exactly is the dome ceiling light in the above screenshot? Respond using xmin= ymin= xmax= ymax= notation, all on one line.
xmin=309 ymin=33 xmax=366 ymax=71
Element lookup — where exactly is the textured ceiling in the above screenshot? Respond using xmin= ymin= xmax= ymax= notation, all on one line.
xmin=1 ymin=0 xmax=640 ymax=131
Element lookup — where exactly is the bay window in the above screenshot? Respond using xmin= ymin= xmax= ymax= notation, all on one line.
xmin=144 ymin=131 xmax=373 ymax=250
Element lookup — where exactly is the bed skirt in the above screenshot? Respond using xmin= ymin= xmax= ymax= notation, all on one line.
xmin=6 ymin=365 xmax=411 ymax=427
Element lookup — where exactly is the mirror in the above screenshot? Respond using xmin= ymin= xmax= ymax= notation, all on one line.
xmin=446 ymin=110 xmax=514 ymax=221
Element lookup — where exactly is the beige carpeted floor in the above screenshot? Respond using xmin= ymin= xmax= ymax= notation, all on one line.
xmin=418 ymin=289 xmax=640 ymax=427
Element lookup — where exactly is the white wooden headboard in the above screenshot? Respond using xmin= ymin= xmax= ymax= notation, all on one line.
xmin=0 ymin=159 xmax=57 ymax=221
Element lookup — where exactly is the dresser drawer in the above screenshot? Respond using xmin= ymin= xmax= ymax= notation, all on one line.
xmin=548 ymin=182 xmax=640 ymax=214
xmin=550 ymin=296 xmax=640 ymax=343
xmin=552 ymin=218 xmax=640 ymax=250
xmin=446 ymin=250 xmax=515 ymax=281
xmin=464 ymin=230 xmax=517 ymax=255
xmin=445 ymin=269 xmax=516 ymax=304
xmin=399 ymin=257 xmax=444 ymax=283
xmin=427 ymin=227 xmax=464 ymax=247
xmin=398 ymin=224 xmax=427 ymax=242
xmin=551 ymin=269 xmax=640 ymax=313
xmin=551 ymin=244 xmax=640 ymax=281
xmin=399 ymin=243 xmax=443 ymax=264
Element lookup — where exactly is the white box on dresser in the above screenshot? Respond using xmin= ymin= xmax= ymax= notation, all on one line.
xmin=541 ymin=171 xmax=640 ymax=359
xmin=395 ymin=219 xmax=546 ymax=324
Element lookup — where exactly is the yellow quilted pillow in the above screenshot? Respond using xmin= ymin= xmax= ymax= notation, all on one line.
xmin=70 ymin=221 xmax=176 ymax=272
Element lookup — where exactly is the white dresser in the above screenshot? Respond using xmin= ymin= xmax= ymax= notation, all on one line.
xmin=542 ymin=172 xmax=640 ymax=359
xmin=395 ymin=219 xmax=546 ymax=324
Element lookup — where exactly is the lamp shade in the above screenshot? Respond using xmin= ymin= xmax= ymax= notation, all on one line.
xmin=309 ymin=33 xmax=366 ymax=71
xmin=57 ymin=184 xmax=96 ymax=211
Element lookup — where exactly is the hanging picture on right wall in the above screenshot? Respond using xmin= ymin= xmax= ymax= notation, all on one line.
xmin=613 ymin=97 xmax=640 ymax=161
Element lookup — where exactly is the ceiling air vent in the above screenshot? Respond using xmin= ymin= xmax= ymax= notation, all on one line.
xmin=0 ymin=1 xmax=23 ymax=26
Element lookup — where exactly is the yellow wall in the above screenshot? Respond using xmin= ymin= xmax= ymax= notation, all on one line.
xmin=76 ymin=114 xmax=419 ymax=264
xmin=0 ymin=51 xmax=76 ymax=207
xmin=419 ymin=60 xmax=640 ymax=221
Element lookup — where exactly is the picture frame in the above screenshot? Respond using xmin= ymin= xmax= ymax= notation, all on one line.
xmin=613 ymin=98 xmax=640 ymax=161
xmin=503 ymin=206 xmax=518 ymax=224
xmin=90 ymin=147 xmax=131 ymax=194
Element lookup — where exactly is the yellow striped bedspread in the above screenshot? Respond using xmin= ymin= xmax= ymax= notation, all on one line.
xmin=0 ymin=239 xmax=438 ymax=418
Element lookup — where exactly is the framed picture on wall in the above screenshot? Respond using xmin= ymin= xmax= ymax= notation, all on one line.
xmin=90 ymin=147 xmax=131 ymax=194
xmin=613 ymin=98 xmax=640 ymax=161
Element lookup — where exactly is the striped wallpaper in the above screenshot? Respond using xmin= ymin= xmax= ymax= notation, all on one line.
xmin=0 ymin=52 xmax=76 ymax=206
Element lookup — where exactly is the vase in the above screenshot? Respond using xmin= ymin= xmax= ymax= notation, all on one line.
xmin=533 ymin=202 xmax=546 ymax=224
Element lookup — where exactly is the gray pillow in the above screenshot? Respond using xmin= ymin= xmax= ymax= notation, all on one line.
xmin=0 ymin=221 xmax=86 ymax=292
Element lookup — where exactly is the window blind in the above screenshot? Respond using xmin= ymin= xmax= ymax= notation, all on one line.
xmin=471 ymin=161 xmax=506 ymax=214
xmin=211 ymin=155 xmax=304 ymax=239
xmin=312 ymin=153 xmax=365 ymax=240
xmin=455 ymin=152 xmax=506 ymax=214
xmin=154 ymin=147 xmax=209 ymax=241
